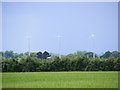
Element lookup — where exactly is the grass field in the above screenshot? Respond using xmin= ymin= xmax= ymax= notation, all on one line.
xmin=2 ymin=72 xmax=118 ymax=88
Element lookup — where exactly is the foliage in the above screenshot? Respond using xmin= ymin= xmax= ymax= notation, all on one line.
xmin=2 ymin=55 xmax=120 ymax=72
xmin=100 ymin=51 xmax=120 ymax=58
xmin=1 ymin=50 xmax=120 ymax=59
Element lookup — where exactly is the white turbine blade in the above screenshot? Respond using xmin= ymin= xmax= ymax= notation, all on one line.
xmin=57 ymin=34 xmax=63 ymax=38
xmin=89 ymin=33 xmax=95 ymax=39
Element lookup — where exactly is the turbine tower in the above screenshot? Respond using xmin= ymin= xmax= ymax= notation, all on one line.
xmin=26 ymin=35 xmax=30 ymax=56
xmin=85 ymin=33 xmax=95 ymax=71
xmin=89 ymin=33 xmax=95 ymax=58
xmin=57 ymin=34 xmax=62 ymax=58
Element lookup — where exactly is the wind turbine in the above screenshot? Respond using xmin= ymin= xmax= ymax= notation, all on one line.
xmin=85 ymin=33 xmax=95 ymax=71
xmin=89 ymin=33 xmax=95 ymax=58
xmin=57 ymin=34 xmax=63 ymax=58
xmin=26 ymin=34 xmax=30 ymax=56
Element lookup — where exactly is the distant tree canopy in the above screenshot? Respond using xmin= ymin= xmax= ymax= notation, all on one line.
xmin=0 ymin=51 xmax=51 ymax=59
xmin=100 ymin=51 xmax=120 ymax=58
xmin=1 ymin=50 xmax=120 ymax=72
xmin=67 ymin=51 xmax=120 ymax=58
xmin=0 ymin=50 xmax=120 ymax=59
xmin=0 ymin=51 xmax=25 ymax=58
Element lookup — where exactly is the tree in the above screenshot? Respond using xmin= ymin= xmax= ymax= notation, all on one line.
xmin=67 ymin=53 xmax=77 ymax=59
xmin=51 ymin=56 xmax=61 ymax=71
xmin=30 ymin=52 xmax=37 ymax=57
xmin=24 ymin=52 xmax=29 ymax=56
xmin=2 ymin=51 xmax=120 ymax=72
xmin=100 ymin=51 xmax=112 ymax=58
xmin=114 ymin=57 xmax=120 ymax=71
xmin=13 ymin=53 xmax=19 ymax=58
xmin=4 ymin=51 xmax=14 ymax=58
xmin=111 ymin=51 xmax=120 ymax=58
xmin=0 ymin=52 xmax=3 ymax=57
xmin=76 ymin=51 xmax=88 ymax=56
xmin=50 ymin=53 xmax=59 ymax=58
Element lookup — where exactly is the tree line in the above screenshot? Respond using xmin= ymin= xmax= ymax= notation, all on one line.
xmin=1 ymin=54 xmax=120 ymax=72
xmin=0 ymin=50 xmax=120 ymax=59
xmin=67 ymin=51 xmax=120 ymax=58
xmin=0 ymin=51 xmax=51 ymax=59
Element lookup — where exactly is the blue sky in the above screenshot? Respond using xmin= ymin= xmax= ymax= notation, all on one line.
xmin=2 ymin=2 xmax=118 ymax=55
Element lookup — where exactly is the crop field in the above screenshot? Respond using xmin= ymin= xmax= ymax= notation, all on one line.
xmin=2 ymin=72 xmax=118 ymax=88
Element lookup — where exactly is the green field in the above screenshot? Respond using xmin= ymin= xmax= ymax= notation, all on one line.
xmin=2 ymin=72 xmax=118 ymax=88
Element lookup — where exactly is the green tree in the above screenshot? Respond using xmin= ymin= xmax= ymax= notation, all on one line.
xmin=111 ymin=51 xmax=120 ymax=58
xmin=76 ymin=51 xmax=88 ymax=56
xmin=51 ymin=56 xmax=61 ymax=71
xmin=100 ymin=51 xmax=112 ymax=58
xmin=114 ymin=57 xmax=120 ymax=71
xmin=4 ymin=51 xmax=14 ymax=58
xmin=30 ymin=52 xmax=37 ymax=57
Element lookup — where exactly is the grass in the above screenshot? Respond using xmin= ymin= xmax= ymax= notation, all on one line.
xmin=0 ymin=73 xmax=2 ymax=90
xmin=2 ymin=71 xmax=118 ymax=88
